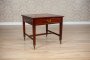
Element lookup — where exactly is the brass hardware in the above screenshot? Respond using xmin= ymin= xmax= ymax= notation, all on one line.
xmin=47 ymin=19 xmax=52 ymax=23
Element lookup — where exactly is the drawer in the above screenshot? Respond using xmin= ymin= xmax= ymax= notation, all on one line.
xmin=34 ymin=17 xmax=62 ymax=25
xmin=47 ymin=18 xmax=62 ymax=24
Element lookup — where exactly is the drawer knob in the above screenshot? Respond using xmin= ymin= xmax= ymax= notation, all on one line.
xmin=47 ymin=19 xmax=51 ymax=23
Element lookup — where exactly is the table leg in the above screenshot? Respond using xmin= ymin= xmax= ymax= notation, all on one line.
xmin=32 ymin=25 xmax=36 ymax=49
xmin=59 ymin=22 xmax=63 ymax=44
xmin=22 ymin=17 xmax=26 ymax=41
xmin=46 ymin=24 xmax=48 ymax=37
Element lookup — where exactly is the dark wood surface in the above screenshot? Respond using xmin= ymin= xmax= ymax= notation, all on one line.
xmin=22 ymin=14 xmax=64 ymax=49
xmin=22 ymin=13 xmax=64 ymax=18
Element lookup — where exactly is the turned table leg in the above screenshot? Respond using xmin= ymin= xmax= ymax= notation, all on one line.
xmin=59 ymin=22 xmax=63 ymax=44
xmin=46 ymin=24 xmax=48 ymax=37
xmin=32 ymin=25 xmax=36 ymax=49
xmin=22 ymin=17 xmax=26 ymax=40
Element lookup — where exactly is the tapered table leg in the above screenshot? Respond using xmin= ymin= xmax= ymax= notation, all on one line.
xmin=46 ymin=24 xmax=48 ymax=37
xmin=22 ymin=17 xmax=26 ymax=41
xmin=59 ymin=22 xmax=63 ymax=44
xmin=32 ymin=25 xmax=36 ymax=49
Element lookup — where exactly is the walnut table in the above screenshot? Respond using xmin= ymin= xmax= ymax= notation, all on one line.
xmin=22 ymin=14 xmax=64 ymax=49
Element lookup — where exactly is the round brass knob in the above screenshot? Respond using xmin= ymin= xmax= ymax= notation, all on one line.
xmin=47 ymin=19 xmax=51 ymax=23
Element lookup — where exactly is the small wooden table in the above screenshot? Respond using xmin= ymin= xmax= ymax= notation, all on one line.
xmin=22 ymin=14 xmax=64 ymax=49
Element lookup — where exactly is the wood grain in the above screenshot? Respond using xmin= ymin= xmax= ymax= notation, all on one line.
xmin=0 ymin=25 xmax=90 ymax=60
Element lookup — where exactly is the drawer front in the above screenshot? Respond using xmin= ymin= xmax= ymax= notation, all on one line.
xmin=47 ymin=18 xmax=62 ymax=24
xmin=34 ymin=17 xmax=62 ymax=25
